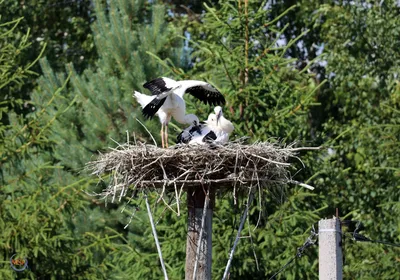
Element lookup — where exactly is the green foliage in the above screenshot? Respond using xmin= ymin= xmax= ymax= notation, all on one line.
xmin=181 ymin=1 xmax=322 ymax=142
xmin=0 ymin=18 xmax=43 ymax=93
xmin=0 ymin=0 xmax=95 ymax=73
xmin=0 ymin=0 xmax=95 ymax=123
xmin=33 ymin=0 xmax=185 ymax=170
xmin=265 ymin=0 xmax=400 ymax=278
xmin=212 ymin=191 xmax=323 ymax=279
xmin=22 ymin=0 xmax=190 ymax=279
xmin=309 ymin=2 xmax=400 ymax=278
xmin=2 ymin=0 xmax=399 ymax=279
xmin=0 ymin=17 xmax=118 ymax=279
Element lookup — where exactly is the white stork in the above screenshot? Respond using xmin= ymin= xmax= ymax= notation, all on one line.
xmin=177 ymin=107 xmax=234 ymax=145
xmin=133 ymin=90 xmax=200 ymax=148
xmin=176 ymin=114 xmax=217 ymax=145
xmin=138 ymin=77 xmax=225 ymax=147
xmin=213 ymin=106 xmax=234 ymax=143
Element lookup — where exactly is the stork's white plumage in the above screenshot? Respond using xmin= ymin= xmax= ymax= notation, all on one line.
xmin=142 ymin=77 xmax=225 ymax=115
xmin=212 ymin=106 xmax=234 ymax=143
xmin=177 ymin=108 xmax=234 ymax=145
xmin=137 ymin=77 xmax=225 ymax=148
xmin=133 ymin=91 xmax=199 ymax=148
xmin=176 ymin=114 xmax=217 ymax=145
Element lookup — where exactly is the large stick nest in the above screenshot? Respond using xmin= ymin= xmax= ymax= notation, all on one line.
xmin=86 ymin=140 xmax=312 ymax=202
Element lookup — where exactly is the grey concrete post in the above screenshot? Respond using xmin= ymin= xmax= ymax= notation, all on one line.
xmin=319 ymin=217 xmax=343 ymax=280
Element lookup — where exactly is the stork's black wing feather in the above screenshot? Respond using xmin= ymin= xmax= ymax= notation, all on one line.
xmin=203 ymin=131 xmax=217 ymax=143
xmin=176 ymin=124 xmax=202 ymax=144
xmin=189 ymin=124 xmax=202 ymax=135
xmin=176 ymin=130 xmax=186 ymax=144
xmin=186 ymin=86 xmax=225 ymax=106
xmin=142 ymin=97 xmax=167 ymax=119
xmin=143 ymin=78 xmax=172 ymax=96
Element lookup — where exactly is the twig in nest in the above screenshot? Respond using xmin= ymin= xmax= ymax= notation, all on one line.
xmin=157 ymin=161 xmax=168 ymax=203
xmin=136 ymin=118 xmax=157 ymax=146
xmin=289 ymin=180 xmax=315 ymax=190
xmin=174 ymin=181 xmax=180 ymax=216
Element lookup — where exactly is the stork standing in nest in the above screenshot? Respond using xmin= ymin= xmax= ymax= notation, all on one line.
xmin=134 ymin=90 xmax=200 ymax=148
xmin=135 ymin=77 xmax=225 ymax=148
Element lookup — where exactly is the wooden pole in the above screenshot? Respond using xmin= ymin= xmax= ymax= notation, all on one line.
xmin=185 ymin=186 xmax=214 ymax=280
xmin=318 ymin=217 xmax=343 ymax=280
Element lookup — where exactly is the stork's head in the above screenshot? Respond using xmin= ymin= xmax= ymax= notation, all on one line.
xmin=185 ymin=114 xmax=200 ymax=126
xmin=205 ymin=113 xmax=217 ymax=126
xmin=214 ymin=106 xmax=223 ymax=125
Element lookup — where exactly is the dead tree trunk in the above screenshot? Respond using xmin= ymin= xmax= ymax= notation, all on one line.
xmin=185 ymin=186 xmax=214 ymax=280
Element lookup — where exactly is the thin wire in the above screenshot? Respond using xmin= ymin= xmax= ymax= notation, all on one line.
xmin=144 ymin=195 xmax=169 ymax=280
xmin=222 ymin=190 xmax=255 ymax=280
xmin=268 ymin=256 xmax=296 ymax=280
xmin=348 ymin=221 xmax=400 ymax=248
xmin=269 ymin=225 xmax=318 ymax=280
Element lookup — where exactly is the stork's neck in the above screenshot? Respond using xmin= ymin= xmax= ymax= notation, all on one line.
xmin=219 ymin=116 xmax=234 ymax=134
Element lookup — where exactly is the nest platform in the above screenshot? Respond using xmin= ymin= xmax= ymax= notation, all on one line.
xmin=86 ymin=140 xmax=313 ymax=202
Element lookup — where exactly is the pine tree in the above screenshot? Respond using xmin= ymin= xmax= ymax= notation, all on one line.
xmin=0 ymin=0 xmax=95 ymax=108
xmin=34 ymin=0 xmax=186 ymax=171
xmin=29 ymin=0 xmax=190 ymax=278
xmin=0 ymin=17 xmax=112 ymax=279
xmin=306 ymin=3 xmax=400 ymax=278
xmin=181 ymin=1 xmax=400 ymax=278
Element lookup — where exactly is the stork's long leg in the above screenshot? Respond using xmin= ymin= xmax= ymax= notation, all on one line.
xmin=165 ymin=123 xmax=169 ymax=148
xmin=161 ymin=124 xmax=165 ymax=148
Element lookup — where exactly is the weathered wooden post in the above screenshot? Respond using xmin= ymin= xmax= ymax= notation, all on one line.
xmin=318 ymin=217 xmax=343 ymax=280
xmin=185 ymin=186 xmax=214 ymax=280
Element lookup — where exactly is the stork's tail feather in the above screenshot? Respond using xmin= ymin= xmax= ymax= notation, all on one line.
xmin=142 ymin=97 xmax=166 ymax=119
xmin=133 ymin=91 xmax=154 ymax=108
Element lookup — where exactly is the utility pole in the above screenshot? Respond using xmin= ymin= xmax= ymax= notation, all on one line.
xmin=185 ymin=186 xmax=214 ymax=280
xmin=318 ymin=217 xmax=343 ymax=280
